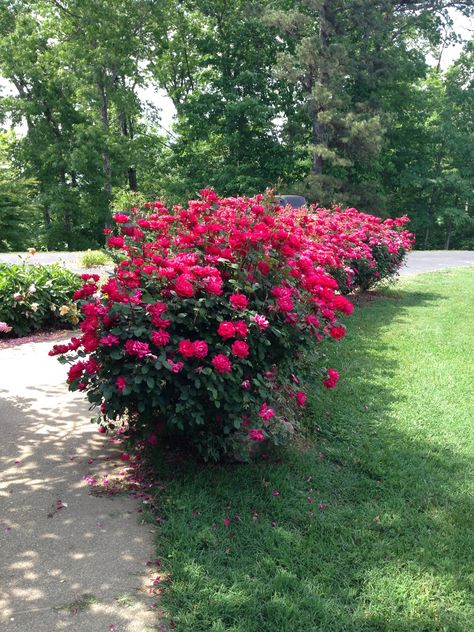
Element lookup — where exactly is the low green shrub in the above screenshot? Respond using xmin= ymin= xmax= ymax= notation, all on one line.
xmin=80 ymin=250 xmax=112 ymax=268
xmin=0 ymin=263 xmax=82 ymax=337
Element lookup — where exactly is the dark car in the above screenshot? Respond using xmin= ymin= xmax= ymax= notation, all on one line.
xmin=277 ymin=195 xmax=308 ymax=209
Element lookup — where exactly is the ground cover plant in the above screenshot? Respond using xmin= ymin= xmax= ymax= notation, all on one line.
xmin=0 ymin=262 xmax=81 ymax=336
xmin=52 ymin=192 xmax=412 ymax=460
xmin=150 ymin=268 xmax=474 ymax=631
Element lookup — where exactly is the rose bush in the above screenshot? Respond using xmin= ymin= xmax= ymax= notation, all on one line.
xmin=52 ymin=192 xmax=412 ymax=461
xmin=302 ymin=207 xmax=414 ymax=292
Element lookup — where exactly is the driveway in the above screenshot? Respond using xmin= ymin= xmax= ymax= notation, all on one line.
xmin=399 ymin=250 xmax=474 ymax=276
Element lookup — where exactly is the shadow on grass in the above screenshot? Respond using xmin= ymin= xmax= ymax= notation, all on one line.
xmin=152 ymin=283 xmax=473 ymax=632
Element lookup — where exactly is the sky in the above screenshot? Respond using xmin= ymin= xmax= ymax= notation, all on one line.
xmin=1 ymin=9 xmax=472 ymax=138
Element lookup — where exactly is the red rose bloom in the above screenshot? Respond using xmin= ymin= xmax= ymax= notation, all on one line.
xmin=67 ymin=361 xmax=84 ymax=382
xmin=192 ymin=340 xmax=208 ymax=359
xmin=230 ymin=293 xmax=249 ymax=310
xmin=234 ymin=320 xmax=248 ymax=338
xmin=329 ymin=326 xmax=346 ymax=340
xmin=113 ymin=213 xmax=130 ymax=224
xmin=231 ymin=340 xmax=249 ymax=359
xmin=178 ymin=339 xmax=195 ymax=358
xmin=296 ymin=390 xmax=307 ymax=407
xmin=259 ymin=403 xmax=275 ymax=420
xmin=217 ymin=321 xmax=235 ymax=339
xmin=100 ymin=334 xmax=119 ymax=347
xmin=108 ymin=236 xmax=125 ymax=249
xmin=174 ymin=276 xmax=194 ymax=297
xmin=116 ymin=376 xmax=127 ymax=393
xmin=257 ymin=261 xmax=270 ymax=275
xmin=249 ymin=429 xmax=265 ymax=442
xmin=151 ymin=330 xmax=170 ymax=347
xmin=124 ymin=340 xmax=150 ymax=358
xmin=323 ymin=369 xmax=339 ymax=389
xmin=212 ymin=354 xmax=232 ymax=374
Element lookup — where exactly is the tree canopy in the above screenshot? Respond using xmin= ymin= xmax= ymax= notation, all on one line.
xmin=0 ymin=0 xmax=472 ymax=250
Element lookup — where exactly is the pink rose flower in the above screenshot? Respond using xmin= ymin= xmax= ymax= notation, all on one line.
xmin=259 ymin=403 xmax=275 ymax=421
xmin=253 ymin=314 xmax=269 ymax=330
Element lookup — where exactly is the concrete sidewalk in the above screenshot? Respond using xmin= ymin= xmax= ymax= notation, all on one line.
xmin=0 ymin=339 xmax=159 ymax=631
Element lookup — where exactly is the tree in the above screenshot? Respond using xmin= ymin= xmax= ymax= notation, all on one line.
xmin=266 ymin=0 xmax=473 ymax=208
xmin=0 ymin=132 xmax=38 ymax=250
xmin=381 ymin=39 xmax=474 ymax=248
xmin=151 ymin=0 xmax=302 ymax=200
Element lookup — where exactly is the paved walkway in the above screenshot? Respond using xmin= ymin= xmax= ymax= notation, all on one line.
xmin=399 ymin=250 xmax=474 ymax=276
xmin=0 ymin=252 xmax=111 ymax=275
xmin=0 ymin=339 xmax=159 ymax=631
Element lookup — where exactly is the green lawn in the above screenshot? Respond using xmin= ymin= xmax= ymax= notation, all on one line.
xmin=152 ymin=268 xmax=474 ymax=632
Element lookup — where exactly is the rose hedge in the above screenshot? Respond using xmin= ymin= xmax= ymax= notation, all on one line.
xmin=51 ymin=193 xmax=412 ymax=461
xmin=302 ymin=207 xmax=414 ymax=292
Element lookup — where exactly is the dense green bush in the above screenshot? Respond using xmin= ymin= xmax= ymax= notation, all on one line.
xmin=0 ymin=263 xmax=82 ymax=337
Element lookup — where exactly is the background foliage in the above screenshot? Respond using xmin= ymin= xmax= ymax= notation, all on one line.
xmin=0 ymin=0 xmax=473 ymax=250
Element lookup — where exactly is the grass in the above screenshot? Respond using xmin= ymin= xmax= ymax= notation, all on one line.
xmin=152 ymin=268 xmax=474 ymax=632
xmin=79 ymin=249 xmax=112 ymax=267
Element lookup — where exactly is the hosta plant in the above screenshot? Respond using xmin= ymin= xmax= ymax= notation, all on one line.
xmin=0 ymin=263 xmax=81 ymax=337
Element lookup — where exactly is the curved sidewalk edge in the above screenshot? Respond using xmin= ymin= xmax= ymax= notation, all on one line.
xmin=0 ymin=339 xmax=160 ymax=632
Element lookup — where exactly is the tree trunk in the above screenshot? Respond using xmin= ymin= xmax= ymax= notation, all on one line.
xmin=310 ymin=1 xmax=331 ymax=176
xmin=119 ymin=109 xmax=138 ymax=191
xmin=424 ymin=152 xmax=443 ymax=248
xmin=312 ymin=118 xmax=324 ymax=174
xmin=97 ymin=79 xmax=112 ymax=196
xmin=128 ymin=167 xmax=138 ymax=192
xmin=445 ymin=225 xmax=452 ymax=250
